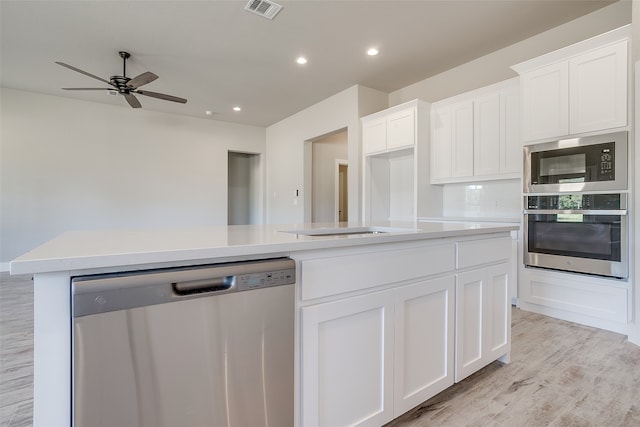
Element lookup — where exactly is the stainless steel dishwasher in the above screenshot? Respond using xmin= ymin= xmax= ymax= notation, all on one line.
xmin=72 ymin=257 xmax=295 ymax=427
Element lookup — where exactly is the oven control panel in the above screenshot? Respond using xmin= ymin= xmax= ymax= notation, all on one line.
xmin=526 ymin=193 xmax=622 ymax=210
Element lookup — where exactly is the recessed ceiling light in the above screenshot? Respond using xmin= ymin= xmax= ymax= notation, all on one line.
xmin=205 ymin=110 xmax=213 ymax=116
xmin=367 ymin=48 xmax=379 ymax=56
xmin=296 ymin=56 xmax=308 ymax=65
xmin=233 ymin=106 xmax=242 ymax=112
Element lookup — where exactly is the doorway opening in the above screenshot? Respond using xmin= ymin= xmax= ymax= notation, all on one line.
xmin=336 ymin=160 xmax=348 ymax=222
xmin=228 ymin=151 xmax=261 ymax=225
xmin=305 ymin=129 xmax=348 ymax=223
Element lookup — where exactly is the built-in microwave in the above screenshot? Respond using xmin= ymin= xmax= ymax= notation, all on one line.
xmin=524 ymin=131 xmax=627 ymax=193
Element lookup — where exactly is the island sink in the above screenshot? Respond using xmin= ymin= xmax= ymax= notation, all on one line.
xmin=280 ymin=226 xmax=418 ymax=237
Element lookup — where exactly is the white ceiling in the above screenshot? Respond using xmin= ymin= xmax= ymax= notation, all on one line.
xmin=0 ymin=0 xmax=617 ymax=127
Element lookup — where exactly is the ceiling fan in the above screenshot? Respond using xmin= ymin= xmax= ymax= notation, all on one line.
xmin=56 ymin=51 xmax=187 ymax=109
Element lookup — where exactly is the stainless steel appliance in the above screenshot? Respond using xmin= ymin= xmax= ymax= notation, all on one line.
xmin=523 ymin=193 xmax=627 ymax=278
xmin=523 ymin=131 xmax=627 ymax=193
xmin=72 ymin=258 xmax=296 ymax=427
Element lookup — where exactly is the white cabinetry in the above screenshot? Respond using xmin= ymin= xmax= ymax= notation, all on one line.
xmin=301 ymin=290 xmax=394 ymax=427
xmin=455 ymin=264 xmax=510 ymax=381
xmin=455 ymin=237 xmax=512 ymax=382
xmin=363 ymin=107 xmax=415 ymax=155
xmin=431 ymin=101 xmax=473 ymax=180
xmin=431 ymin=78 xmax=520 ymax=184
xmin=394 ymin=276 xmax=455 ymax=415
xmin=298 ymin=242 xmax=456 ymax=427
xmin=519 ymin=62 xmax=569 ymax=141
xmin=297 ymin=234 xmax=513 ymax=426
xmin=300 ymin=275 xmax=456 ymax=427
xmin=513 ymin=26 xmax=629 ymax=141
xmin=520 ymin=267 xmax=629 ymax=335
xmin=362 ymin=100 xmax=441 ymax=221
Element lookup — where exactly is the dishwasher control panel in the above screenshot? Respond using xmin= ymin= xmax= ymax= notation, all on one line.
xmin=236 ymin=267 xmax=295 ymax=290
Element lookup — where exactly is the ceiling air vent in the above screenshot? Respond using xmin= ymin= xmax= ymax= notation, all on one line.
xmin=244 ymin=0 xmax=283 ymax=20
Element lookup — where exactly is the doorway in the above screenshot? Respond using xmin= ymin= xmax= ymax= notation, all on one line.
xmin=306 ymin=129 xmax=348 ymax=223
xmin=228 ymin=151 xmax=261 ymax=225
xmin=336 ymin=161 xmax=348 ymax=222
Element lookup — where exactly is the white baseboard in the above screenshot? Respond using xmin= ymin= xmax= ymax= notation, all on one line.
xmin=519 ymin=301 xmax=629 ymax=336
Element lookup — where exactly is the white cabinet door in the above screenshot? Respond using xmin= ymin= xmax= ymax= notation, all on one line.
xmin=394 ymin=276 xmax=455 ymax=415
xmin=363 ymin=117 xmax=387 ymax=155
xmin=500 ymin=85 xmax=521 ymax=175
xmin=455 ymin=264 xmax=511 ymax=382
xmin=569 ymin=40 xmax=628 ymax=134
xmin=431 ymin=80 xmax=519 ymax=183
xmin=455 ymin=269 xmax=485 ymax=382
xmin=473 ymin=93 xmax=500 ymax=176
xmin=431 ymin=105 xmax=453 ymax=181
xmin=387 ymin=108 xmax=415 ymax=151
xmin=521 ymin=62 xmax=569 ymax=141
xmin=300 ymin=291 xmax=394 ymax=427
xmin=452 ymin=100 xmax=474 ymax=178
xmin=485 ymin=263 xmax=511 ymax=362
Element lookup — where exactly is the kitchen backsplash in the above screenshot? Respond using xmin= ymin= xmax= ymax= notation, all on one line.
xmin=441 ymin=179 xmax=521 ymax=219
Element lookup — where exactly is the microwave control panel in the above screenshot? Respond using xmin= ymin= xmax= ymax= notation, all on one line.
xmin=600 ymin=147 xmax=613 ymax=178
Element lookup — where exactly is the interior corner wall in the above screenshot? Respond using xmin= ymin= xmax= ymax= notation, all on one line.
xmin=265 ymin=85 xmax=387 ymax=225
xmin=0 ymin=88 xmax=265 ymax=266
xmin=388 ymin=1 xmax=632 ymax=105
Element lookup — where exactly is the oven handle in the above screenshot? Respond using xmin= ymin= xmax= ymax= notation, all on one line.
xmin=523 ymin=209 xmax=628 ymax=216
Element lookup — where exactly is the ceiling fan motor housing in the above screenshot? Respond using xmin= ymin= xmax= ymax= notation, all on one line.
xmin=110 ymin=75 xmax=132 ymax=93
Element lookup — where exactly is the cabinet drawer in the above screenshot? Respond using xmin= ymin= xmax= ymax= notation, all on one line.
xmin=457 ymin=237 xmax=511 ymax=270
xmin=300 ymin=244 xmax=455 ymax=301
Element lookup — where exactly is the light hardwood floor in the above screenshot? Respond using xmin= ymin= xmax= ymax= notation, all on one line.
xmin=1 ymin=272 xmax=639 ymax=427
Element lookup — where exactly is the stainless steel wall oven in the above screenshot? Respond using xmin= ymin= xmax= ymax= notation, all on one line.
xmin=523 ymin=193 xmax=627 ymax=278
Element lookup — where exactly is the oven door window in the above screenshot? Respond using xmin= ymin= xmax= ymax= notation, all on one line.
xmin=527 ymin=214 xmax=621 ymax=261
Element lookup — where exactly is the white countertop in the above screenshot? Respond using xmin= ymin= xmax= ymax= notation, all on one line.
xmin=10 ymin=221 xmax=519 ymax=275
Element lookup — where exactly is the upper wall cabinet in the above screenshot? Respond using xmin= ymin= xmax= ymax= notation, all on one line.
xmin=363 ymin=106 xmax=416 ymax=155
xmin=362 ymin=99 xmax=442 ymax=221
xmin=512 ymin=26 xmax=630 ymax=142
xmin=430 ymin=78 xmax=520 ymax=184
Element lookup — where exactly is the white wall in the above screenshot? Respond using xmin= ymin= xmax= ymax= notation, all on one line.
xmin=0 ymin=88 xmax=265 ymax=265
xmin=266 ymin=85 xmax=387 ymax=225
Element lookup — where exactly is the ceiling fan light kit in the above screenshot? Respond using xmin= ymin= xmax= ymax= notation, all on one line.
xmin=56 ymin=51 xmax=187 ymax=109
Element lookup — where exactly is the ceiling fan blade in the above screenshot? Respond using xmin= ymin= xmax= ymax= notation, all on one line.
xmin=136 ymin=90 xmax=187 ymax=104
xmin=127 ymin=72 xmax=158 ymax=89
xmin=123 ymin=93 xmax=142 ymax=108
xmin=55 ymin=62 xmax=112 ymax=85
xmin=62 ymin=87 xmax=113 ymax=91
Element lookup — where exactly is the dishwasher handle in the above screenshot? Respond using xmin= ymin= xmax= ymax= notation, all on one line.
xmin=172 ymin=276 xmax=233 ymax=295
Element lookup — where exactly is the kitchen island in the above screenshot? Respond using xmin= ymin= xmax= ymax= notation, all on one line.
xmin=11 ymin=221 xmax=518 ymax=427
